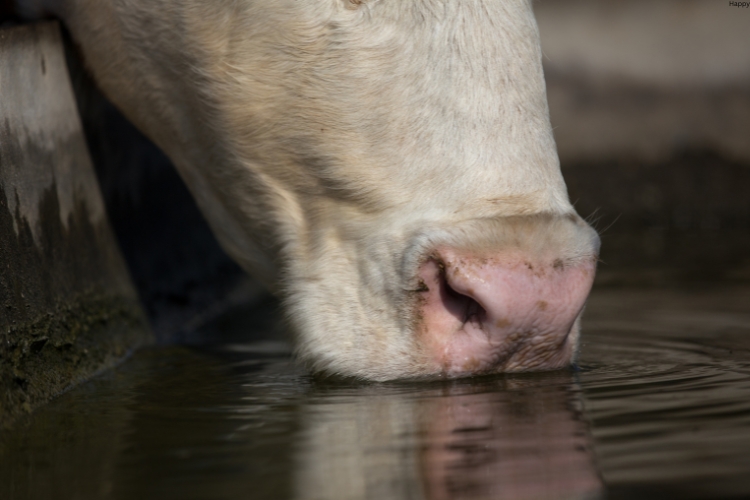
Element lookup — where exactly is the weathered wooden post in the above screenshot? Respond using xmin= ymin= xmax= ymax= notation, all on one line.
xmin=0 ymin=22 xmax=152 ymax=428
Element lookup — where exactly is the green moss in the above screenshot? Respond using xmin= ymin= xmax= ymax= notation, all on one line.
xmin=0 ymin=289 xmax=152 ymax=429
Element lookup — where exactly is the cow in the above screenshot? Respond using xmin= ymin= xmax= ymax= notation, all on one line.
xmin=15 ymin=0 xmax=599 ymax=381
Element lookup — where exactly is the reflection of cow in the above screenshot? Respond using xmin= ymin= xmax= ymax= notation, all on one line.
xmin=18 ymin=0 xmax=598 ymax=380
xmin=419 ymin=378 xmax=603 ymax=500
xmin=295 ymin=374 xmax=603 ymax=499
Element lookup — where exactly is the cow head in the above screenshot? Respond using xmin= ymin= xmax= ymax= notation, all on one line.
xmin=53 ymin=0 xmax=600 ymax=380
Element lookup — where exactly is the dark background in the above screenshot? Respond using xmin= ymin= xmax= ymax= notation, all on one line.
xmin=536 ymin=0 xmax=750 ymax=285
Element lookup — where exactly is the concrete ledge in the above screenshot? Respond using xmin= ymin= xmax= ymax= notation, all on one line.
xmin=0 ymin=22 xmax=151 ymax=428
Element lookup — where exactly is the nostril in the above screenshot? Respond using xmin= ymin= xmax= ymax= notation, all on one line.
xmin=437 ymin=262 xmax=487 ymax=326
xmin=464 ymin=293 xmax=486 ymax=325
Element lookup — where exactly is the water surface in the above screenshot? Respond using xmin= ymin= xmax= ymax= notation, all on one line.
xmin=3 ymin=287 xmax=750 ymax=500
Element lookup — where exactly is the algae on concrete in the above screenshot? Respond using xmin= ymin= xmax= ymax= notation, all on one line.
xmin=0 ymin=22 xmax=152 ymax=428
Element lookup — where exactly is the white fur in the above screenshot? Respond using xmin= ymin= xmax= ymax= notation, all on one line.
xmin=21 ymin=0 xmax=599 ymax=380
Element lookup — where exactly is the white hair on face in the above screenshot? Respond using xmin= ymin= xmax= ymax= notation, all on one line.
xmin=25 ymin=0 xmax=597 ymax=379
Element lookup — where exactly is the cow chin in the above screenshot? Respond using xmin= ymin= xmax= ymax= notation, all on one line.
xmin=287 ymin=213 xmax=599 ymax=382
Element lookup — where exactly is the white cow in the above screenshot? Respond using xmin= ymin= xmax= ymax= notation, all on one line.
xmin=17 ymin=0 xmax=599 ymax=380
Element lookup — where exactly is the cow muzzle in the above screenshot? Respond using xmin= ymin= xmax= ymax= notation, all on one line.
xmin=416 ymin=247 xmax=596 ymax=376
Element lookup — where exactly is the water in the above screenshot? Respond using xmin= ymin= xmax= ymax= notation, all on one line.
xmin=2 ymin=287 xmax=750 ymax=500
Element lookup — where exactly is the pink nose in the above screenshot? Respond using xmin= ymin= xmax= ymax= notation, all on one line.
xmin=416 ymin=248 xmax=596 ymax=376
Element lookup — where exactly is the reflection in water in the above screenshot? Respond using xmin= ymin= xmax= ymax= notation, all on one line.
xmin=3 ymin=287 xmax=750 ymax=499
xmin=295 ymin=375 xmax=602 ymax=500
xmin=0 ymin=346 xmax=602 ymax=500
xmin=419 ymin=381 xmax=601 ymax=500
